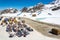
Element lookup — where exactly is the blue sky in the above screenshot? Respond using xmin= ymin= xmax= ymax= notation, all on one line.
xmin=0 ymin=0 xmax=54 ymax=10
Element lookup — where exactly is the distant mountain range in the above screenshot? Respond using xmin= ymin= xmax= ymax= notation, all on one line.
xmin=0 ymin=0 xmax=60 ymax=14
xmin=0 ymin=8 xmax=18 ymax=14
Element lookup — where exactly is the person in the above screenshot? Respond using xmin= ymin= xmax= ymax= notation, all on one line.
xmin=18 ymin=21 xmax=22 ymax=29
xmin=6 ymin=24 xmax=12 ymax=32
xmin=1 ymin=22 xmax=3 ymax=25
xmin=0 ymin=16 xmax=3 ymax=21
xmin=22 ymin=20 xmax=25 ymax=24
xmin=9 ymin=34 xmax=14 ymax=38
xmin=22 ymin=23 xmax=33 ymax=31
xmin=1 ymin=17 xmax=9 ymax=25
xmin=48 ymin=13 xmax=52 ymax=15
xmin=7 ymin=23 xmax=14 ymax=38
xmin=3 ymin=18 xmax=9 ymax=24
xmin=15 ymin=27 xmax=22 ymax=37
xmin=1 ymin=20 xmax=7 ymax=25
xmin=12 ymin=24 xmax=17 ymax=32
xmin=21 ymin=28 xmax=29 ymax=37
xmin=9 ymin=18 xmax=13 ymax=25
xmin=22 ymin=19 xmax=33 ymax=31
xmin=4 ymin=18 xmax=9 ymax=22
xmin=13 ymin=17 xmax=18 ymax=24
xmin=6 ymin=24 xmax=13 ymax=38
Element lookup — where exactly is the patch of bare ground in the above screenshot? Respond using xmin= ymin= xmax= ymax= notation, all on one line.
xmin=22 ymin=17 xmax=60 ymax=39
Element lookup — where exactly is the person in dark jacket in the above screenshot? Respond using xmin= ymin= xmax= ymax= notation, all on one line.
xmin=22 ymin=23 xmax=33 ymax=31
xmin=6 ymin=24 xmax=14 ymax=38
xmin=0 ymin=16 xmax=3 ymax=21
xmin=15 ymin=27 xmax=22 ymax=37
xmin=6 ymin=24 xmax=12 ymax=32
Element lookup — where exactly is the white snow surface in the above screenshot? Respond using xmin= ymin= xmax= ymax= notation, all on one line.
xmin=1 ymin=8 xmax=60 ymax=25
xmin=15 ymin=8 xmax=60 ymax=25
xmin=0 ymin=3 xmax=60 ymax=40
xmin=0 ymin=25 xmax=59 ymax=40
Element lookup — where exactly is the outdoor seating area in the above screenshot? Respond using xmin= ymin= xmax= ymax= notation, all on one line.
xmin=0 ymin=16 xmax=33 ymax=38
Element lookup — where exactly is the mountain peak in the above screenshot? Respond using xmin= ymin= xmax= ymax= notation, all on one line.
xmin=54 ymin=0 xmax=60 ymax=4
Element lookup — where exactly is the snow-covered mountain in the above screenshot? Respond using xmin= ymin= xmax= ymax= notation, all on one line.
xmin=0 ymin=8 xmax=18 ymax=14
xmin=54 ymin=0 xmax=60 ymax=4
xmin=0 ymin=0 xmax=60 ymax=25
xmin=16 ymin=0 xmax=60 ymax=25
xmin=0 ymin=0 xmax=60 ymax=14
xmin=20 ymin=0 xmax=60 ymax=13
xmin=0 ymin=0 xmax=60 ymax=40
xmin=50 ymin=0 xmax=60 ymax=5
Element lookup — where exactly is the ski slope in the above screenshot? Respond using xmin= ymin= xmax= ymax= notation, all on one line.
xmin=0 ymin=9 xmax=60 ymax=40
xmin=0 ymin=1 xmax=60 ymax=40
xmin=1 ymin=9 xmax=60 ymax=25
xmin=14 ymin=8 xmax=60 ymax=25
xmin=0 ymin=25 xmax=59 ymax=40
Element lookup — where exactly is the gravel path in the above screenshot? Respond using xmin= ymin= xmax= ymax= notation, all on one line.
xmin=22 ymin=17 xmax=60 ymax=39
